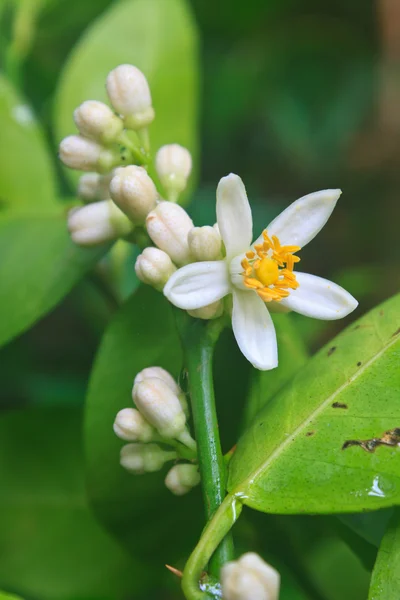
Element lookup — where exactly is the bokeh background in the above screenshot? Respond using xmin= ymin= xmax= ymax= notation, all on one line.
xmin=0 ymin=0 xmax=399 ymax=599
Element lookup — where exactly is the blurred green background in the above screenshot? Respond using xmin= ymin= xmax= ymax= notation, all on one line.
xmin=0 ymin=0 xmax=399 ymax=598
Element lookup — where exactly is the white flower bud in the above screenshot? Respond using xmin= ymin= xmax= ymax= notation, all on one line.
xmin=110 ymin=165 xmax=158 ymax=224
xmin=74 ymin=100 xmax=124 ymax=144
xmin=165 ymin=464 xmax=200 ymax=496
xmin=188 ymin=300 xmax=224 ymax=320
xmin=120 ymin=443 xmax=176 ymax=474
xmin=134 ymin=367 xmax=189 ymax=417
xmin=188 ymin=226 xmax=222 ymax=261
xmin=67 ymin=199 xmax=133 ymax=246
xmin=113 ymin=408 xmax=155 ymax=442
xmin=135 ymin=247 xmax=176 ymax=290
xmin=59 ymin=135 xmax=119 ymax=173
xmin=78 ymin=173 xmax=112 ymax=202
xmin=132 ymin=377 xmax=187 ymax=440
xmin=146 ymin=201 xmax=193 ymax=266
xmin=221 ymin=553 xmax=280 ymax=600
xmin=155 ymin=144 xmax=192 ymax=199
xmin=106 ymin=64 xmax=155 ymax=129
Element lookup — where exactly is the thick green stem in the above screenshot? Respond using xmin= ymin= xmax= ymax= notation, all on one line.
xmin=177 ymin=314 xmax=234 ymax=578
xmin=182 ymin=493 xmax=243 ymax=600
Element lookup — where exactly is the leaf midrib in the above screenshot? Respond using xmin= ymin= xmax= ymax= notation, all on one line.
xmin=232 ymin=332 xmax=400 ymax=496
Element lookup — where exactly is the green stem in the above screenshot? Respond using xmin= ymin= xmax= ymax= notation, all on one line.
xmin=182 ymin=493 xmax=243 ymax=600
xmin=176 ymin=314 xmax=234 ymax=578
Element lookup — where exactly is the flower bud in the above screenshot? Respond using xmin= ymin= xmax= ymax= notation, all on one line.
xmin=146 ymin=202 xmax=193 ymax=265
xmin=155 ymin=144 xmax=192 ymax=199
xmin=78 ymin=173 xmax=112 ymax=202
xmin=113 ymin=408 xmax=156 ymax=442
xmin=134 ymin=367 xmax=189 ymax=417
xmin=120 ymin=443 xmax=176 ymax=474
xmin=59 ymin=135 xmax=119 ymax=173
xmin=188 ymin=300 xmax=224 ymax=320
xmin=106 ymin=64 xmax=155 ymax=129
xmin=132 ymin=377 xmax=187 ymax=439
xmin=188 ymin=226 xmax=222 ymax=261
xmin=165 ymin=464 xmax=200 ymax=496
xmin=221 ymin=553 xmax=280 ymax=600
xmin=135 ymin=247 xmax=176 ymax=290
xmin=110 ymin=165 xmax=158 ymax=224
xmin=67 ymin=199 xmax=133 ymax=246
xmin=74 ymin=100 xmax=124 ymax=144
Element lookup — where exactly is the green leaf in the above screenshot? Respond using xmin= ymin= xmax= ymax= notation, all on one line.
xmin=54 ymin=0 xmax=199 ymax=196
xmin=0 ymin=407 xmax=150 ymax=600
xmin=228 ymin=293 xmax=400 ymax=514
xmin=369 ymin=509 xmax=400 ymax=599
xmin=0 ymin=593 xmax=24 ymax=600
xmin=85 ymin=286 xmax=203 ymax=560
xmin=0 ymin=213 xmax=108 ymax=347
xmin=242 ymin=313 xmax=308 ymax=429
xmin=0 ymin=73 xmax=57 ymax=212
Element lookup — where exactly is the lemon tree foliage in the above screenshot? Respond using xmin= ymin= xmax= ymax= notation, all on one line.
xmin=369 ymin=509 xmax=400 ymax=599
xmin=228 ymin=293 xmax=400 ymax=514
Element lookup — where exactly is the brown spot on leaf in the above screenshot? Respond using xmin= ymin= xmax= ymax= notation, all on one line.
xmin=332 ymin=402 xmax=348 ymax=409
xmin=357 ymin=361 xmax=362 ymax=367
xmin=342 ymin=428 xmax=400 ymax=452
xmin=327 ymin=346 xmax=337 ymax=356
xmin=379 ymin=310 xmax=384 ymax=316
xmin=392 ymin=327 xmax=400 ymax=338
xmin=306 ymin=431 xmax=315 ymax=437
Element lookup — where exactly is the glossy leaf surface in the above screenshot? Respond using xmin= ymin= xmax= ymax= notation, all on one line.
xmin=0 ymin=408 xmax=149 ymax=600
xmin=85 ymin=286 xmax=203 ymax=560
xmin=0 ymin=213 xmax=108 ymax=347
xmin=0 ymin=74 xmax=57 ymax=212
xmin=54 ymin=0 xmax=199 ymax=197
xmin=368 ymin=509 xmax=400 ymax=599
xmin=228 ymin=293 xmax=400 ymax=513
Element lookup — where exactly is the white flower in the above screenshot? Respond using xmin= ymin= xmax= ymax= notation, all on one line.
xmin=221 ymin=552 xmax=280 ymax=600
xmin=165 ymin=463 xmax=200 ymax=496
xmin=164 ymin=174 xmax=358 ymax=370
xmin=106 ymin=64 xmax=155 ymax=130
xmin=67 ymin=199 xmax=133 ymax=246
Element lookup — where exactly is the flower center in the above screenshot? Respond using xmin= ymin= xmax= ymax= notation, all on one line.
xmin=241 ymin=230 xmax=301 ymax=302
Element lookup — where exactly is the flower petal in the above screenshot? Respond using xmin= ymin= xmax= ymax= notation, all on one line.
xmin=254 ymin=189 xmax=341 ymax=248
xmin=163 ymin=260 xmax=230 ymax=310
xmin=280 ymin=272 xmax=358 ymax=319
xmin=232 ymin=289 xmax=278 ymax=370
xmin=217 ymin=174 xmax=253 ymax=260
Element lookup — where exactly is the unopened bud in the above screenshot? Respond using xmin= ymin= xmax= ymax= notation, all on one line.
xmin=120 ymin=443 xmax=176 ymax=474
xmin=134 ymin=367 xmax=189 ymax=417
xmin=78 ymin=173 xmax=112 ymax=202
xmin=113 ymin=408 xmax=155 ymax=442
xmin=74 ymin=100 xmax=123 ymax=144
xmin=106 ymin=64 xmax=154 ymax=129
xmin=146 ymin=202 xmax=193 ymax=266
xmin=165 ymin=464 xmax=200 ymax=496
xmin=155 ymin=144 xmax=192 ymax=200
xmin=110 ymin=165 xmax=158 ymax=224
xmin=132 ymin=377 xmax=187 ymax=439
xmin=135 ymin=247 xmax=176 ymax=290
xmin=221 ymin=553 xmax=280 ymax=600
xmin=188 ymin=226 xmax=222 ymax=261
xmin=188 ymin=300 xmax=224 ymax=320
xmin=67 ymin=199 xmax=133 ymax=246
xmin=59 ymin=135 xmax=119 ymax=173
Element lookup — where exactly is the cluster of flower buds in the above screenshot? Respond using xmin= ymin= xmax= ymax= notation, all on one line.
xmin=114 ymin=366 xmax=199 ymax=495
xmin=221 ymin=553 xmax=280 ymax=600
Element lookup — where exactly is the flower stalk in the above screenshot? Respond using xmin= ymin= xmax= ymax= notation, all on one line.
xmin=175 ymin=311 xmax=234 ymax=579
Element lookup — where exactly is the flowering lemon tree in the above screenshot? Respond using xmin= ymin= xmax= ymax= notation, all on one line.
xmin=0 ymin=0 xmax=399 ymax=599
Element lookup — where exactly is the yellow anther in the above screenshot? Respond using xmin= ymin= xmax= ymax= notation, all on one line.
xmin=255 ymin=257 xmax=279 ymax=287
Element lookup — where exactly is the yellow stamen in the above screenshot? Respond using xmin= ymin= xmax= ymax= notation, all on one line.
xmin=240 ymin=229 xmax=301 ymax=303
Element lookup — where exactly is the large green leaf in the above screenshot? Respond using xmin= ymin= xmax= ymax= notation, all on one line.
xmin=0 ymin=213 xmax=108 ymax=347
xmin=0 ymin=73 xmax=57 ymax=212
xmin=0 ymin=408 xmax=150 ymax=600
xmin=54 ymin=0 xmax=199 ymax=196
xmin=85 ymin=286 xmax=203 ymax=561
xmin=242 ymin=313 xmax=308 ymax=429
xmin=369 ymin=509 xmax=400 ymax=599
xmin=228 ymin=293 xmax=400 ymax=513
